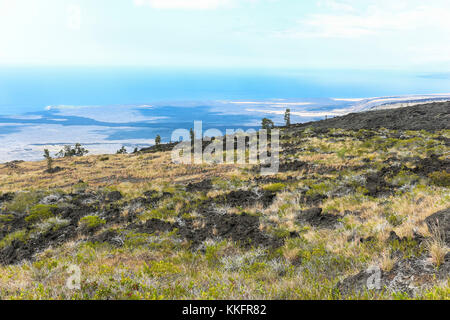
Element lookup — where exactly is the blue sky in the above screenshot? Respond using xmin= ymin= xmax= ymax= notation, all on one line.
xmin=1 ymin=0 xmax=450 ymax=70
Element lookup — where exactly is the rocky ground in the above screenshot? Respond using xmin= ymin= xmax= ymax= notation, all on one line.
xmin=289 ymin=101 xmax=450 ymax=131
xmin=0 ymin=103 xmax=448 ymax=299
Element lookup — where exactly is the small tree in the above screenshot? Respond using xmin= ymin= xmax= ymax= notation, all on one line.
xmin=189 ymin=128 xmax=195 ymax=142
xmin=56 ymin=143 xmax=89 ymax=158
xmin=284 ymin=108 xmax=291 ymax=127
xmin=43 ymin=149 xmax=53 ymax=172
xmin=73 ymin=143 xmax=89 ymax=156
xmin=155 ymin=135 xmax=161 ymax=146
xmin=116 ymin=146 xmax=127 ymax=154
xmin=261 ymin=118 xmax=275 ymax=131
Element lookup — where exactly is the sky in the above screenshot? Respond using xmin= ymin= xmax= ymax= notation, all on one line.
xmin=1 ymin=0 xmax=450 ymax=70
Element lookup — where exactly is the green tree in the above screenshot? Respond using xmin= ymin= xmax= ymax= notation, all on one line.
xmin=116 ymin=146 xmax=127 ymax=154
xmin=43 ymin=149 xmax=53 ymax=172
xmin=56 ymin=143 xmax=89 ymax=158
xmin=189 ymin=128 xmax=195 ymax=141
xmin=284 ymin=108 xmax=291 ymax=127
xmin=261 ymin=118 xmax=275 ymax=130
xmin=155 ymin=135 xmax=161 ymax=145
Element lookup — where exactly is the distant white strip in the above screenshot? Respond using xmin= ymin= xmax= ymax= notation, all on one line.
xmin=229 ymin=101 xmax=314 ymax=106
xmin=245 ymin=109 xmax=345 ymax=117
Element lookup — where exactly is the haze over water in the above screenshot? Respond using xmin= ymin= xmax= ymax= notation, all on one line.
xmin=0 ymin=67 xmax=449 ymax=162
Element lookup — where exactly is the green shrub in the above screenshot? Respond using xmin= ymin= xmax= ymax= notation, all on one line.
xmin=33 ymin=217 xmax=70 ymax=234
xmin=79 ymin=215 xmax=106 ymax=230
xmin=428 ymin=171 xmax=450 ymax=187
xmin=385 ymin=212 xmax=404 ymax=227
xmin=142 ymin=260 xmax=181 ymax=277
xmin=0 ymin=229 xmax=28 ymax=248
xmin=306 ymin=182 xmax=333 ymax=197
xmin=263 ymin=183 xmax=286 ymax=193
xmin=4 ymin=192 xmax=40 ymax=213
xmin=0 ymin=213 xmax=14 ymax=223
xmin=25 ymin=204 xmax=57 ymax=223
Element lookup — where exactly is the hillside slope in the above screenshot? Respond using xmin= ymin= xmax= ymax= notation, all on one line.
xmin=289 ymin=101 xmax=450 ymax=131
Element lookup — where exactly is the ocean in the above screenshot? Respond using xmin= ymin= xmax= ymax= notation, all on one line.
xmin=0 ymin=67 xmax=449 ymax=162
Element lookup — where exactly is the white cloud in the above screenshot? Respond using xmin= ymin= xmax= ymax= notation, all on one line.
xmin=278 ymin=1 xmax=450 ymax=39
xmin=133 ymin=0 xmax=236 ymax=10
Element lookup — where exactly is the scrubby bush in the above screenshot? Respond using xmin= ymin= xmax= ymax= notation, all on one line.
xmin=25 ymin=204 xmax=57 ymax=223
xmin=263 ymin=183 xmax=286 ymax=193
xmin=142 ymin=260 xmax=181 ymax=277
xmin=56 ymin=143 xmax=89 ymax=158
xmin=0 ymin=229 xmax=27 ymax=248
xmin=428 ymin=171 xmax=450 ymax=187
xmin=116 ymin=146 xmax=127 ymax=154
xmin=79 ymin=215 xmax=106 ymax=230
xmin=5 ymin=192 xmax=41 ymax=213
xmin=33 ymin=217 xmax=70 ymax=234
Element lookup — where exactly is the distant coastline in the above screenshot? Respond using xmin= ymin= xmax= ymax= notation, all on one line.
xmin=1 ymin=94 xmax=449 ymax=163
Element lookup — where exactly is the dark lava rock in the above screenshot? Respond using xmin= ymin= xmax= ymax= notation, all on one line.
xmin=105 ymin=191 xmax=123 ymax=202
xmin=0 ymin=192 xmax=15 ymax=203
xmin=90 ymin=229 xmax=124 ymax=246
xmin=3 ymin=160 xmax=24 ymax=169
xmin=363 ymin=166 xmax=400 ymax=197
xmin=337 ymin=254 xmax=450 ymax=297
xmin=0 ymin=225 xmax=77 ymax=265
xmin=296 ymin=207 xmax=341 ymax=229
xmin=425 ymin=208 xmax=450 ymax=246
xmin=212 ymin=190 xmax=276 ymax=208
xmin=44 ymin=166 xmax=64 ymax=174
xmin=413 ymin=154 xmax=450 ymax=176
xmin=129 ymin=212 xmax=282 ymax=249
xmin=130 ymin=218 xmax=175 ymax=234
xmin=279 ymin=160 xmax=308 ymax=172
xmin=186 ymin=180 xmax=213 ymax=192
xmin=138 ymin=142 xmax=178 ymax=154
xmin=288 ymin=102 xmax=450 ymax=132
xmin=179 ymin=211 xmax=283 ymax=249
xmin=300 ymin=193 xmax=328 ymax=206
xmin=387 ymin=231 xmax=401 ymax=242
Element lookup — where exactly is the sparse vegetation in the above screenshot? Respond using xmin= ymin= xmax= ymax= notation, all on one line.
xmin=116 ymin=146 xmax=127 ymax=154
xmin=79 ymin=215 xmax=106 ymax=230
xmin=56 ymin=143 xmax=89 ymax=158
xmin=155 ymin=135 xmax=161 ymax=146
xmin=0 ymin=121 xmax=448 ymax=300
xmin=261 ymin=118 xmax=275 ymax=131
